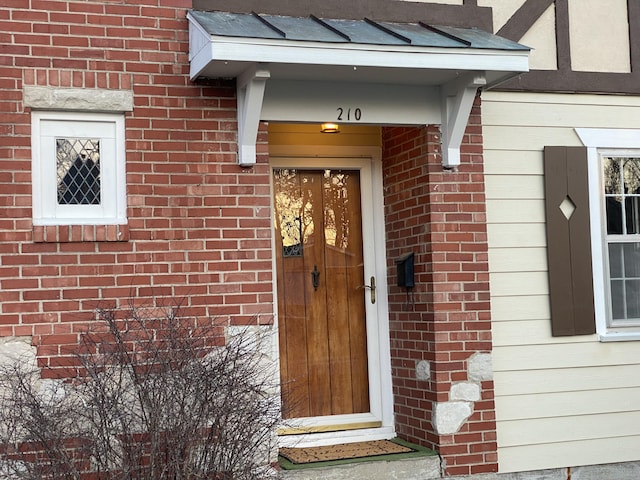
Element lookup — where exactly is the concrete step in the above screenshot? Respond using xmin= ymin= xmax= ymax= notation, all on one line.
xmin=278 ymin=455 xmax=441 ymax=480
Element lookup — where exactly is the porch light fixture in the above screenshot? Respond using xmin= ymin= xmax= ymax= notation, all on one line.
xmin=321 ymin=123 xmax=340 ymax=133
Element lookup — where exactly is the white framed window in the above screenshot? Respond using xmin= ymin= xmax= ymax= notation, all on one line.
xmin=31 ymin=111 xmax=127 ymax=226
xmin=577 ymin=128 xmax=640 ymax=341
xmin=601 ymin=154 xmax=640 ymax=328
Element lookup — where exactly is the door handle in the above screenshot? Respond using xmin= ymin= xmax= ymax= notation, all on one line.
xmin=360 ymin=276 xmax=376 ymax=304
xmin=311 ymin=265 xmax=320 ymax=291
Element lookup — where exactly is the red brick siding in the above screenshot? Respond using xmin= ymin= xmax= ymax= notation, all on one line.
xmin=0 ymin=0 xmax=273 ymax=375
xmin=381 ymin=99 xmax=496 ymax=475
xmin=1 ymin=0 xmax=497 ymax=473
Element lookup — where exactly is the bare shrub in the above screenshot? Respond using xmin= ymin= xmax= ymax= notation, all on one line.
xmin=0 ymin=305 xmax=281 ymax=479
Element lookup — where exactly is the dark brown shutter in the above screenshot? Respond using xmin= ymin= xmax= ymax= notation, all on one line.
xmin=543 ymin=146 xmax=596 ymax=336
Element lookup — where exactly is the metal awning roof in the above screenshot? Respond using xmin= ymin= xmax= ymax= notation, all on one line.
xmin=188 ymin=10 xmax=529 ymax=84
xmin=189 ymin=10 xmax=525 ymax=49
xmin=187 ymin=10 xmax=530 ymax=166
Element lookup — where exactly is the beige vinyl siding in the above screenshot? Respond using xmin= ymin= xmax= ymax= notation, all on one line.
xmin=492 ymin=295 xmax=549 ymax=322
xmin=498 ymin=364 xmax=640 ymax=395
xmin=499 ymin=437 xmax=640 ymax=474
xmin=483 ymin=126 xmax=583 ymax=151
xmin=487 ymin=223 xmax=546 ymax=248
xmin=496 ymin=388 xmax=640 ymax=421
xmin=483 ymin=91 xmax=640 ymax=473
xmin=489 ymin=247 xmax=547 ymax=272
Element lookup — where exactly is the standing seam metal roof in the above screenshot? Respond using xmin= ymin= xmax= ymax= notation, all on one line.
xmin=189 ymin=10 xmax=530 ymax=51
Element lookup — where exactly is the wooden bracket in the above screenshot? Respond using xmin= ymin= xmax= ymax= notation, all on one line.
xmin=236 ymin=65 xmax=270 ymax=167
xmin=440 ymin=72 xmax=486 ymax=168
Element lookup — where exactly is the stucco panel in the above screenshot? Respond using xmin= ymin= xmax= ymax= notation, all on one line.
xmin=520 ymin=4 xmax=557 ymax=70
xmin=477 ymin=0 xmax=526 ymax=32
xmin=569 ymin=0 xmax=631 ymax=73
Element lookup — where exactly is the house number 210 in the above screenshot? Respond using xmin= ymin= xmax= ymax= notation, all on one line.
xmin=337 ymin=107 xmax=362 ymax=121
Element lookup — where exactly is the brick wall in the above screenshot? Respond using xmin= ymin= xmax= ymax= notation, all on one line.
xmin=382 ymin=99 xmax=497 ymax=476
xmin=1 ymin=0 xmax=497 ymax=474
xmin=0 ymin=0 xmax=273 ymax=377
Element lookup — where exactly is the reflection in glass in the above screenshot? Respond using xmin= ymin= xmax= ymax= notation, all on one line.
xmin=624 ymin=242 xmax=640 ymax=277
xmin=611 ymin=279 xmax=625 ymax=320
xmin=604 ymin=157 xmax=640 ymax=235
xmin=274 ymin=169 xmax=356 ymax=257
xmin=628 ymin=279 xmax=640 ymax=319
xmin=282 ymin=216 xmax=302 ymax=257
xmin=608 ymin=243 xmax=623 ymax=278
xmin=273 ymin=167 xmax=368 ymax=417
xmin=56 ymin=138 xmax=101 ymax=205
xmin=627 ymin=197 xmax=640 ymax=234
xmin=606 ymin=197 xmax=623 ymax=234
xmin=604 ymin=157 xmax=640 ymax=323
xmin=603 ymin=157 xmax=621 ymax=195
xmin=323 ymin=170 xmax=351 ymax=250
xmin=608 ymin=241 xmax=640 ymax=321
xmin=624 ymin=159 xmax=640 ymax=194
xmin=274 ymin=169 xmax=311 ymax=257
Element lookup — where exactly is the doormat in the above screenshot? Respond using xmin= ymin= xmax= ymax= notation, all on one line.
xmin=279 ymin=439 xmax=416 ymax=465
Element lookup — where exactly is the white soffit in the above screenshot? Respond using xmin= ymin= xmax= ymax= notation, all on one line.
xmin=187 ymin=10 xmax=530 ymax=166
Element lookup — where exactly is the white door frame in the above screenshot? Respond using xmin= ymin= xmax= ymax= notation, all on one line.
xmin=270 ymin=145 xmax=394 ymax=448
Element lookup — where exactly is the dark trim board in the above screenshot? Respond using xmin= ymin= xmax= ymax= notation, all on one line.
xmin=497 ymin=0 xmax=554 ymax=43
xmin=555 ymin=0 xmax=571 ymax=72
xmin=192 ymin=0 xmax=494 ymax=30
xmin=629 ymin=0 xmax=640 ymax=72
xmin=499 ymin=71 xmax=640 ymax=95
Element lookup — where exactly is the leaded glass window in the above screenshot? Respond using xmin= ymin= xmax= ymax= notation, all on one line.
xmin=32 ymin=112 xmax=126 ymax=226
xmin=56 ymin=138 xmax=101 ymax=205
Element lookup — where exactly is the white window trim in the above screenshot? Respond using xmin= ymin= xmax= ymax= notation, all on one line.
xmin=32 ymin=111 xmax=127 ymax=226
xmin=576 ymin=128 xmax=640 ymax=342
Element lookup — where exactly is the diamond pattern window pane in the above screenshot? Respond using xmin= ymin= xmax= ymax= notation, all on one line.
xmin=57 ymin=138 xmax=101 ymax=205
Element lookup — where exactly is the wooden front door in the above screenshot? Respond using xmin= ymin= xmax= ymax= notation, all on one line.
xmin=273 ymin=168 xmax=370 ymax=420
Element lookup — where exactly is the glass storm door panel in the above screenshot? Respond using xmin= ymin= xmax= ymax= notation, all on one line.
xmin=273 ymin=169 xmax=370 ymax=419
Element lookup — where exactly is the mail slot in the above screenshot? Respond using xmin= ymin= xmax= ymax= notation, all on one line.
xmin=395 ymin=252 xmax=415 ymax=288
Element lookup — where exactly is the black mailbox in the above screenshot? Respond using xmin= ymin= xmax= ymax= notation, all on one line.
xmin=395 ymin=253 xmax=415 ymax=288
